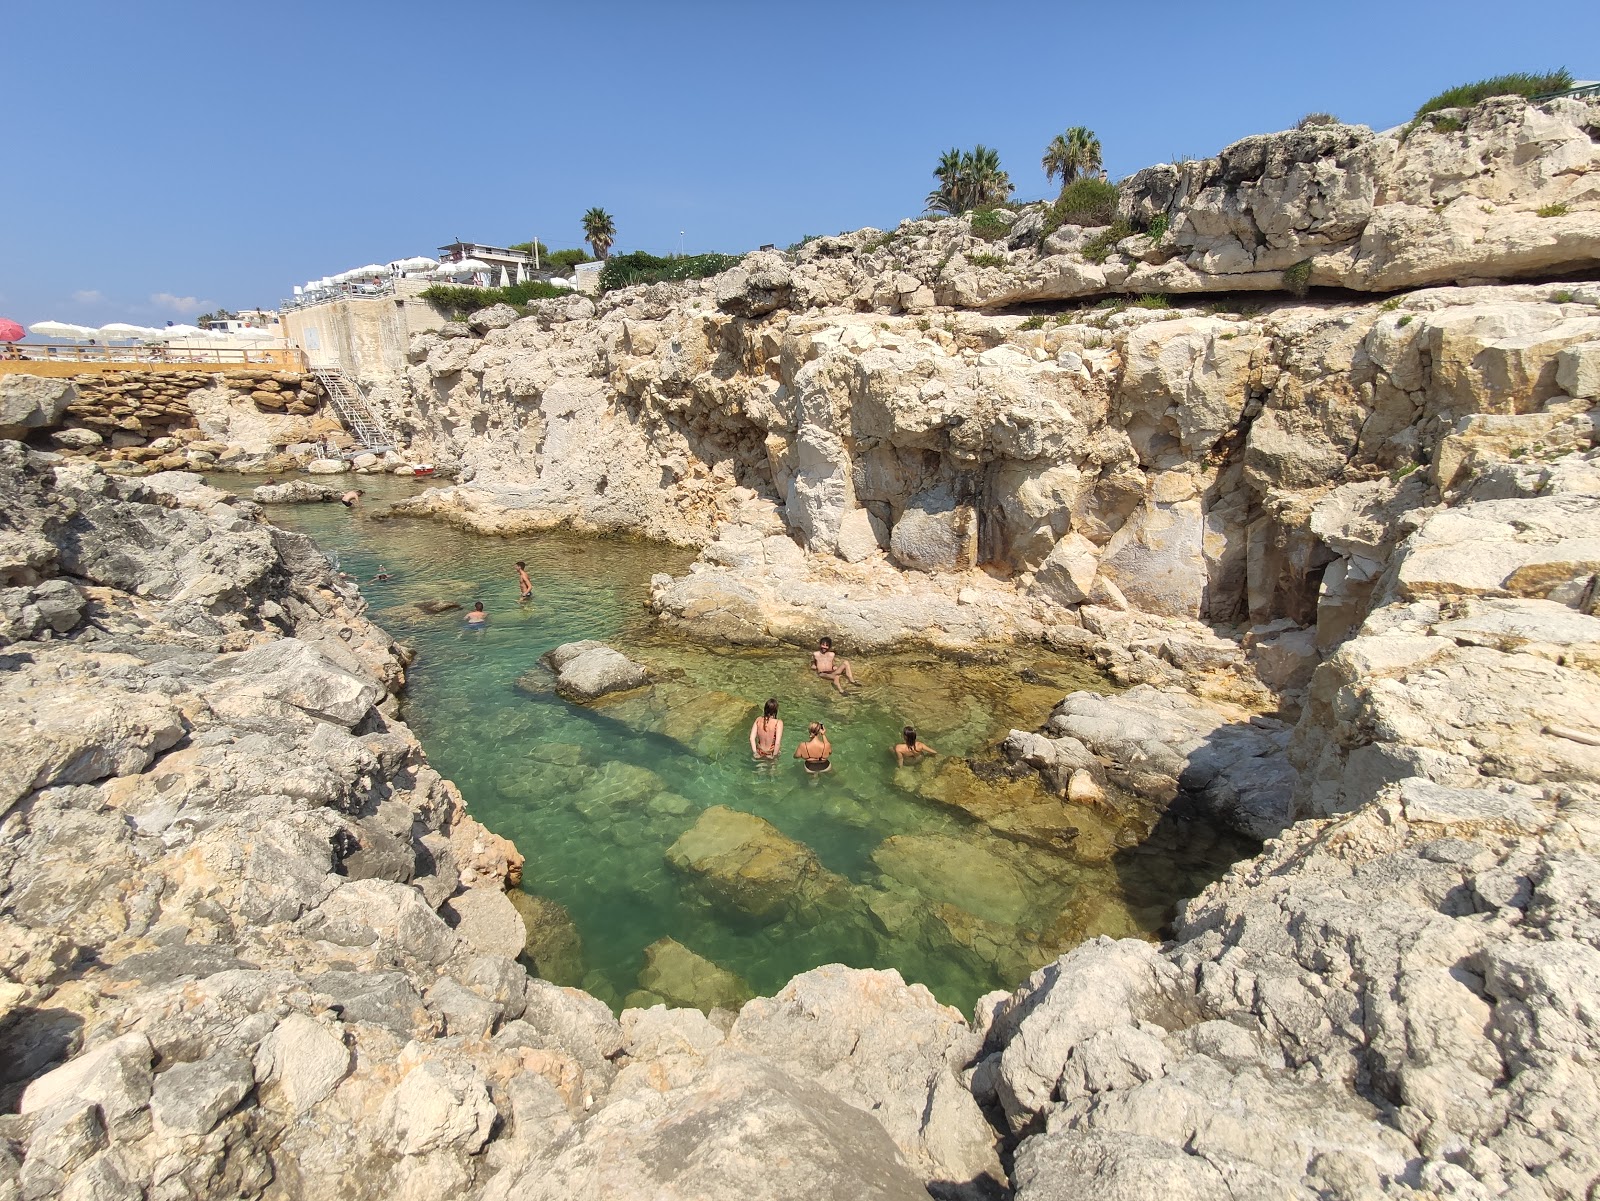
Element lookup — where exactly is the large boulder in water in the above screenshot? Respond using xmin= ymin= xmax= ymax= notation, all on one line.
xmin=635 ymin=937 xmax=753 ymax=1013
xmin=507 ymin=890 xmax=586 ymax=985
xmin=253 ymin=479 xmax=340 ymax=504
xmin=541 ymin=640 xmax=650 ymax=702
xmin=665 ymin=806 xmax=853 ymax=923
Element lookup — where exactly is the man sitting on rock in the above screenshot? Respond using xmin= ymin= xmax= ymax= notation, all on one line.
xmin=811 ymin=637 xmax=859 ymax=694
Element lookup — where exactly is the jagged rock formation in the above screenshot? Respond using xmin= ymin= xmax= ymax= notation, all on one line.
xmin=0 ymin=446 xmax=1005 ymax=1200
xmin=7 ymin=91 xmax=1600 ymax=1200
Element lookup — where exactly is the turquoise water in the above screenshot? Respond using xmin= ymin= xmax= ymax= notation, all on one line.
xmin=227 ymin=476 xmax=1251 ymax=1013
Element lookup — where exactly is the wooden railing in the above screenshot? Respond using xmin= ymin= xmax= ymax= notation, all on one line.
xmin=0 ymin=344 xmax=308 ymax=369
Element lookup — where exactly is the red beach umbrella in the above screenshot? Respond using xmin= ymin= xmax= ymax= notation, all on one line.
xmin=0 ymin=319 xmax=24 ymax=342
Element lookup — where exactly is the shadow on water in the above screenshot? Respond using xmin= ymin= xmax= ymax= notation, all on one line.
xmin=216 ymin=474 xmax=1260 ymax=1013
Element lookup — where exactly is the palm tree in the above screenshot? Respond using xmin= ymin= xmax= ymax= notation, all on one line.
xmin=581 ymin=208 xmax=616 ymax=260
xmin=1042 ymin=126 xmax=1104 ymax=187
xmin=925 ymin=148 xmax=968 ymax=214
xmin=924 ymin=145 xmax=1015 ymax=215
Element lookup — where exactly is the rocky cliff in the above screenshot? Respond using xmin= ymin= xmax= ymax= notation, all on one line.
xmin=7 ymin=90 xmax=1600 ymax=1200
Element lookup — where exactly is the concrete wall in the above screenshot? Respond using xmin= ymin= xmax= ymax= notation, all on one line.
xmin=281 ymin=280 xmax=448 ymax=382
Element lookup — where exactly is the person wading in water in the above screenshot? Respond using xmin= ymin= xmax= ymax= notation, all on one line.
xmin=794 ymin=722 xmax=832 ymax=774
xmin=893 ymin=726 xmax=938 ymax=766
xmin=750 ymin=698 xmax=784 ymax=762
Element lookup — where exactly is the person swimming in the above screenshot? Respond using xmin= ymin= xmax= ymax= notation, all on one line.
xmin=515 ymin=560 xmax=533 ymax=603
xmin=464 ymin=601 xmax=487 ymax=628
xmin=368 ymin=565 xmax=392 ymax=582
xmin=893 ymin=726 xmax=938 ymax=767
xmin=794 ymin=721 xmax=832 ymax=773
xmin=750 ymin=698 xmax=783 ymax=762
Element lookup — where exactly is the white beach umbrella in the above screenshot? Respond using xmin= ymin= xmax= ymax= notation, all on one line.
xmin=350 ymin=264 xmax=388 ymax=278
xmin=98 ymin=322 xmax=157 ymax=341
xmin=153 ymin=324 xmax=204 ymax=341
xmin=498 ymin=266 xmax=511 ymax=287
xmin=30 ymin=320 xmax=96 ymax=340
xmin=516 ymin=261 xmax=529 ymax=284
xmin=390 ymin=256 xmax=436 ymax=272
xmin=455 ymin=258 xmax=492 ymax=273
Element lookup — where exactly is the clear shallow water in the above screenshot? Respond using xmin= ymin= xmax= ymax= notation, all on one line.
xmin=225 ymin=476 xmax=1252 ymax=1013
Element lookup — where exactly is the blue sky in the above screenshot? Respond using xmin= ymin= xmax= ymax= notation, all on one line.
xmin=2 ymin=0 xmax=1594 ymax=326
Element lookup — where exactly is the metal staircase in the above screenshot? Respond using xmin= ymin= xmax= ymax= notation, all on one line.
xmin=314 ymin=368 xmax=392 ymax=452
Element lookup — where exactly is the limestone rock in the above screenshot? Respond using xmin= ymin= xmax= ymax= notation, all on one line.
xmin=442 ymin=887 xmax=528 ymax=959
xmin=0 ymin=373 xmax=75 ymax=438
xmin=666 ymin=805 xmax=853 ymax=922
xmin=729 ymin=965 xmax=1004 ymax=1196
xmin=20 ymin=1032 xmax=153 ymax=1125
xmin=306 ymin=457 xmax=348 ymax=474
xmin=149 ymin=1053 xmax=253 ymax=1137
xmin=481 ymin=1054 xmax=931 ymax=1201
xmin=1035 ymin=687 xmax=1295 ymax=838
xmin=253 ymin=479 xmax=340 ymax=503
xmin=384 ymin=1055 xmax=497 ymax=1155
xmin=253 ymin=1013 xmax=351 ymax=1113
xmin=540 ymin=640 xmax=650 ymax=702
xmin=637 ymin=937 xmax=753 ymax=1012
xmin=508 ymin=890 xmax=586 ymax=985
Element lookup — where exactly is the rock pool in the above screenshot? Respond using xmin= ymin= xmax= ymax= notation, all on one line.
xmin=228 ymin=476 xmax=1253 ymax=1013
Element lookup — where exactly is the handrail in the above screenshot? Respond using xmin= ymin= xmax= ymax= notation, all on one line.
xmin=281 ymin=278 xmax=401 ymax=312
xmin=0 ymin=344 xmax=307 ymax=369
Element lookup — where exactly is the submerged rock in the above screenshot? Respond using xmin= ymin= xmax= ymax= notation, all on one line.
xmin=604 ymin=685 xmax=755 ymax=757
xmin=666 ymin=805 xmax=853 ymax=923
xmin=541 ymin=639 xmax=651 ymax=702
xmin=636 ymin=937 xmax=753 ymax=1012
xmin=507 ymin=890 xmax=586 ymax=986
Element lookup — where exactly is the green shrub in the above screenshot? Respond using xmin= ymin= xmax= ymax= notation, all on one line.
xmin=1018 ymin=314 xmax=1048 ymax=330
xmin=1414 ymin=69 xmax=1572 ymax=119
xmin=1553 ymin=290 xmax=1576 ymax=303
xmin=1282 ymin=259 xmax=1314 ymax=298
xmin=1429 ymin=115 xmax=1464 ymax=133
xmin=788 ymin=234 xmax=822 ymax=252
xmin=1145 ymin=212 xmax=1170 ymax=241
xmin=1379 ymin=297 xmax=1403 ymax=312
xmin=544 ymin=248 xmax=593 ymax=273
xmin=1043 ymin=178 xmax=1121 ymax=237
xmin=1396 ymin=314 xmax=1413 ymax=327
xmin=1296 ymin=112 xmax=1340 ymax=129
xmin=1082 ymin=220 xmax=1134 ymax=264
xmin=1132 ymin=293 xmax=1172 ymax=309
xmin=1538 ymin=203 xmax=1570 ymax=218
xmin=969 ymin=207 xmax=1010 ymax=241
xmin=598 ymin=251 xmax=741 ymax=292
xmin=419 ymin=281 xmax=573 ymax=314
xmin=968 ymin=252 xmax=1008 ymax=268
xmin=861 ymin=231 xmax=897 ymax=255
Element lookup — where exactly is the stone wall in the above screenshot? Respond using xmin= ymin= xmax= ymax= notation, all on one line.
xmin=281 ymin=278 xmax=450 ymax=382
xmin=0 ymin=366 xmax=338 ymax=473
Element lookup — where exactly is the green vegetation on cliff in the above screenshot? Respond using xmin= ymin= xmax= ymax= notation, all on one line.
xmin=419 ymin=281 xmax=573 ymax=314
xmin=598 ymin=251 xmax=741 ymax=292
xmin=1414 ymin=69 xmax=1572 ymax=118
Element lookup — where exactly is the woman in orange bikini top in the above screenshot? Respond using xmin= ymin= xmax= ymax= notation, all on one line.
xmin=750 ymin=698 xmax=783 ymax=761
